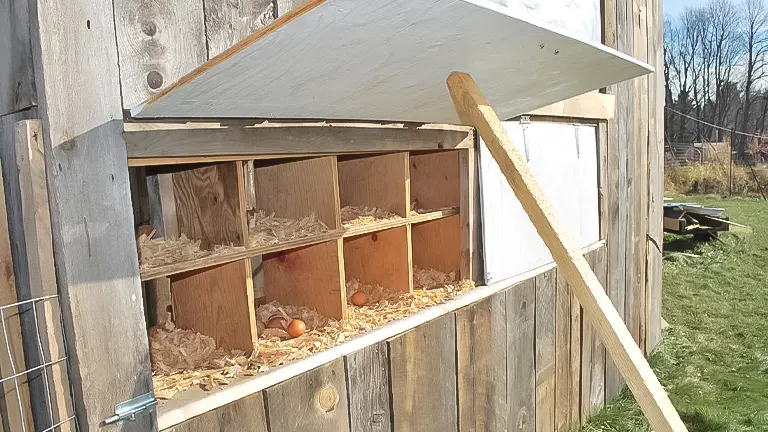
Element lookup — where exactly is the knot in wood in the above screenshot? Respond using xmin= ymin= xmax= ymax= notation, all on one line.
xmin=316 ymin=385 xmax=339 ymax=412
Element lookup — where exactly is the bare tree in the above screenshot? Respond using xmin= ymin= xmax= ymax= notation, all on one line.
xmin=738 ymin=0 xmax=768 ymax=156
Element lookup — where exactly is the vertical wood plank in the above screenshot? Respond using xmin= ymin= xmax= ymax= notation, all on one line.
xmin=0 ymin=161 xmax=33 ymax=432
xmin=645 ymin=0 xmax=664 ymax=354
xmin=265 ymin=359 xmax=350 ymax=432
xmin=28 ymin=0 xmax=157 ymax=426
xmin=569 ymin=274 xmax=582 ymax=427
xmin=631 ymin=0 xmax=649 ymax=352
xmin=146 ymin=170 xmax=179 ymax=238
xmin=203 ymin=0 xmax=275 ymax=58
xmin=345 ymin=342 xmax=392 ymax=432
xmin=457 ymin=293 xmax=507 ymax=432
xmin=554 ymin=269 xmax=570 ymax=431
xmin=0 ymin=0 xmax=36 ymax=115
xmin=389 ymin=313 xmax=457 ymax=432
xmin=344 ymin=227 xmax=412 ymax=293
xmin=113 ymin=0 xmax=207 ymax=109
xmin=590 ymin=248 xmax=608 ymax=412
xmin=459 ymin=147 xmax=482 ymax=283
xmin=507 ymin=278 xmax=535 ymax=432
xmin=535 ymin=269 xmax=556 ymax=432
xmin=14 ymin=120 xmax=74 ymax=431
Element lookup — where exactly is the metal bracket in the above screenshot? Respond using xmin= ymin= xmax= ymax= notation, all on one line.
xmin=520 ymin=116 xmax=531 ymax=162
xmin=573 ymin=124 xmax=581 ymax=158
xmin=103 ymin=393 xmax=157 ymax=426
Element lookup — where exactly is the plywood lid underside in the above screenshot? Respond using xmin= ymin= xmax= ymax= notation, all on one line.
xmin=133 ymin=0 xmax=652 ymax=124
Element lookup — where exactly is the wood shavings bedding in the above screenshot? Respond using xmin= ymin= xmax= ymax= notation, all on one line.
xmin=410 ymin=200 xmax=457 ymax=215
xmin=137 ymin=232 xmax=244 ymax=269
xmin=341 ymin=205 xmax=402 ymax=228
xmin=248 ymin=210 xmax=331 ymax=247
xmin=150 ymin=268 xmax=473 ymax=401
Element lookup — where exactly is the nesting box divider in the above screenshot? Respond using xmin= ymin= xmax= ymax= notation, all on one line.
xmin=409 ymin=151 xmax=461 ymax=213
xmin=411 ymin=215 xmax=462 ymax=282
xmin=338 ymin=152 xmax=410 ymax=221
xmin=165 ymin=161 xmax=257 ymax=351
xmin=343 ymin=226 xmax=413 ymax=294
xmin=263 ymin=239 xmax=347 ymax=320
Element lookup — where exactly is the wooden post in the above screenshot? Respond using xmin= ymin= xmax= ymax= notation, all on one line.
xmin=446 ymin=72 xmax=687 ymax=432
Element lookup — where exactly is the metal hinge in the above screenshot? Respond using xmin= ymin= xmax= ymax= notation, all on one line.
xmin=520 ymin=116 xmax=531 ymax=162
xmin=103 ymin=393 xmax=157 ymax=426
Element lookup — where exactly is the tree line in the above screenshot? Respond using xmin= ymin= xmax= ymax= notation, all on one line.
xmin=665 ymin=0 xmax=768 ymax=158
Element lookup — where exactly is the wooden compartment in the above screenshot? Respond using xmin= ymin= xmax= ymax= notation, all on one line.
xmin=249 ymin=156 xmax=341 ymax=246
xmin=337 ymin=153 xmax=409 ymax=232
xmin=343 ymin=226 xmax=413 ymax=293
xmin=170 ymin=259 xmax=257 ymax=351
xmin=411 ymin=214 xmax=462 ymax=279
xmin=409 ymin=151 xmax=461 ymax=214
xmin=263 ymin=239 xmax=347 ymax=320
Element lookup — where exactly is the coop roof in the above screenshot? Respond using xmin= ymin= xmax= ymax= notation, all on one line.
xmin=131 ymin=0 xmax=652 ymax=124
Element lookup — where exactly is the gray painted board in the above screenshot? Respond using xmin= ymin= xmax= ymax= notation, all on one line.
xmin=507 ymin=279 xmax=535 ymax=432
xmin=132 ymin=0 xmax=651 ymax=121
xmin=345 ymin=342 xmax=392 ymax=432
xmin=28 ymin=0 xmax=156 ymax=426
xmin=388 ymin=314 xmax=458 ymax=432
xmin=457 ymin=293 xmax=507 ymax=431
xmin=534 ymin=269 xmax=556 ymax=432
xmin=265 ymin=359 xmax=350 ymax=432
xmin=113 ymin=0 xmax=207 ymax=109
xmin=0 ymin=0 xmax=36 ymax=115
xmin=204 ymin=0 xmax=274 ymax=57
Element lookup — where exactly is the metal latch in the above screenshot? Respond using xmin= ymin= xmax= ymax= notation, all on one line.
xmin=103 ymin=393 xmax=157 ymax=425
xmin=520 ymin=116 xmax=531 ymax=162
xmin=571 ymin=123 xmax=583 ymax=158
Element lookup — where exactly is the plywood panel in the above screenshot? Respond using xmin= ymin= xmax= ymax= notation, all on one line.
xmin=338 ymin=153 xmax=409 ymax=217
xmin=170 ymin=259 xmax=257 ymax=351
xmin=487 ymin=0 xmax=601 ymax=43
xmin=457 ymin=293 xmax=507 ymax=432
xmin=411 ymin=215 xmax=461 ymax=277
xmin=172 ymin=162 xmax=245 ymax=249
xmin=507 ymin=278 xmax=535 ymax=432
xmin=265 ymin=359 xmax=350 ymax=432
xmin=345 ymin=342 xmax=392 ymax=432
xmin=410 ymin=151 xmax=460 ymax=212
xmin=343 ymin=227 xmax=412 ymax=293
xmin=388 ymin=313 xmax=457 ymax=432
xmin=133 ymin=0 xmax=651 ymax=121
xmin=254 ymin=156 xmax=340 ymax=230
xmin=263 ymin=239 xmax=346 ymax=320
xmin=535 ymin=269 xmax=556 ymax=432
xmin=480 ymin=121 xmax=600 ymax=283
xmin=113 ymin=0 xmax=206 ymax=109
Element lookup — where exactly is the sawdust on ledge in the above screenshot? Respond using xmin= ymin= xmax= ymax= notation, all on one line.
xmin=137 ymin=232 xmax=244 ymax=269
xmin=248 ymin=210 xmax=331 ymax=247
xmin=341 ymin=205 xmax=402 ymax=228
xmin=410 ymin=200 xmax=457 ymax=215
xmin=150 ymin=269 xmax=473 ymax=401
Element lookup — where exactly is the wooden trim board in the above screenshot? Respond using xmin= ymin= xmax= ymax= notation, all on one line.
xmin=527 ymin=92 xmax=615 ymax=120
xmin=156 ymin=241 xmax=605 ymax=430
xmin=446 ymin=72 xmax=685 ymax=432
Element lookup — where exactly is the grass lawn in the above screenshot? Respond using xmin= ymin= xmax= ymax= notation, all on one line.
xmin=583 ymin=196 xmax=768 ymax=432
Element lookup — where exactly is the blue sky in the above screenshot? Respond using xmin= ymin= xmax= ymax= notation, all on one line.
xmin=665 ymin=0 xmax=710 ymax=18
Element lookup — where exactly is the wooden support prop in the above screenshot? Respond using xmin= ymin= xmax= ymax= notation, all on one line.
xmin=446 ymin=72 xmax=686 ymax=432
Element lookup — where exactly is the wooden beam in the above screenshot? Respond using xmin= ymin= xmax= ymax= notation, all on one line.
xmin=527 ymin=92 xmax=615 ymax=120
xmin=0 ymin=0 xmax=36 ymax=116
xmin=124 ymin=124 xmax=473 ymax=159
xmin=446 ymin=72 xmax=686 ymax=432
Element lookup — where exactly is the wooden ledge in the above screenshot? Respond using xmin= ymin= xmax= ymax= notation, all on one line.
xmin=123 ymin=122 xmax=474 ymax=163
xmin=526 ymin=92 xmax=615 ymax=120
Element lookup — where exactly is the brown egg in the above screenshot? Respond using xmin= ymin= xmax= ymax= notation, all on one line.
xmin=350 ymin=291 xmax=367 ymax=306
xmin=266 ymin=315 xmax=287 ymax=329
xmin=287 ymin=319 xmax=306 ymax=338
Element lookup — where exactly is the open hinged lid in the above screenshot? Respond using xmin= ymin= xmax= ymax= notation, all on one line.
xmin=131 ymin=0 xmax=652 ymax=123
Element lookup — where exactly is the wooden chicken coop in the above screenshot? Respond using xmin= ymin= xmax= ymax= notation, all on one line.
xmin=0 ymin=0 xmax=668 ymax=431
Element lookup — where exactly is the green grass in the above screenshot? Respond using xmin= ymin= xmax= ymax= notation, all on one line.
xmin=583 ymin=195 xmax=768 ymax=432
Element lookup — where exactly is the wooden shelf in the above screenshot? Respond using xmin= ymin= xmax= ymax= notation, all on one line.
xmin=140 ymin=230 xmax=343 ymax=281
xmin=342 ymin=207 xmax=459 ymax=238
